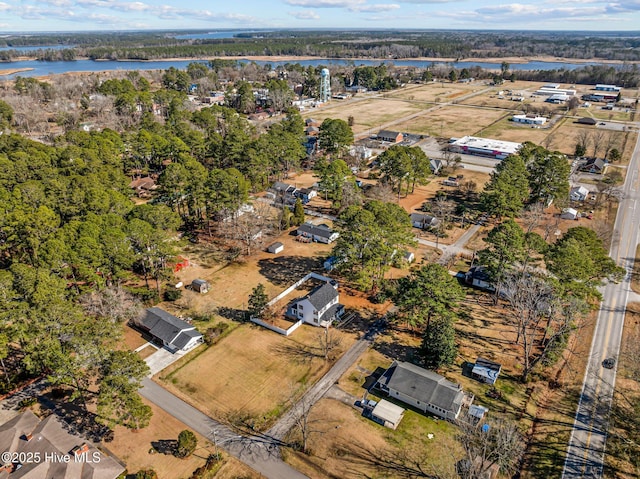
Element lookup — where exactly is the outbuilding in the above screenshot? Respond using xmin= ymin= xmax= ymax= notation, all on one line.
xmin=471 ymin=357 xmax=502 ymax=385
xmin=267 ymin=242 xmax=284 ymax=254
xmin=570 ymin=186 xmax=590 ymax=202
xmin=561 ymin=208 xmax=579 ymax=220
xmin=191 ymin=279 xmax=210 ymax=293
xmin=370 ymin=399 xmax=405 ymax=430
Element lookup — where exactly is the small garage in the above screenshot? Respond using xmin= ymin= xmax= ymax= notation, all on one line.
xmin=267 ymin=242 xmax=284 ymax=254
xmin=191 ymin=279 xmax=210 ymax=293
xmin=561 ymin=208 xmax=578 ymax=220
xmin=370 ymin=399 xmax=405 ymax=430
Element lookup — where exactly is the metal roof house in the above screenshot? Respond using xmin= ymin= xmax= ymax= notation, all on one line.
xmin=134 ymin=307 xmax=203 ymax=353
xmin=570 ymin=186 xmax=590 ymax=202
xmin=286 ymin=282 xmax=344 ymax=327
xmin=296 ymin=222 xmax=339 ymax=244
xmin=376 ymin=361 xmax=465 ymax=420
xmin=0 ymin=410 xmax=125 ymax=479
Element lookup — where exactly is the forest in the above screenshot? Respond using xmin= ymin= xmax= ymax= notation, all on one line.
xmin=1 ymin=29 xmax=639 ymax=62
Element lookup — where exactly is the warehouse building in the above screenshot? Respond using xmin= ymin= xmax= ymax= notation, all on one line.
xmin=448 ymin=136 xmax=521 ymax=160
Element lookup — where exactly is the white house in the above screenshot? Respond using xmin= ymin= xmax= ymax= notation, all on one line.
xmin=286 ymin=282 xmax=344 ymax=327
xmin=561 ymin=208 xmax=579 ymax=220
xmin=297 ymin=223 xmax=339 ymax=244
xmin=267 ymin=242 xmax=284 ymax=254
xmin=134 ymin=308 xmax=203 ymax=353
xmin=376 ymin=361 xmax=465 ymax=420
xmin=512 ymin=114 xmax=547 ymax=125
xmin=465 ymin=266 xmax=494 ymax=292
xmin=570 ymin=186 xmax=590 ymax=202
xmin=410 ymin=213 xmax=440 ymax=230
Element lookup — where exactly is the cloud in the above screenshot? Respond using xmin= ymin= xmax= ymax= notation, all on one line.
xmin=351 ymin=3 xmax=400 ymax=11
xmin=289 ymin=10 xmax=321 ymax=19
xmin=0 ymin=1 xmax=9 ymax=11
xmin=284 ymin=0 xmax=365 ymax=7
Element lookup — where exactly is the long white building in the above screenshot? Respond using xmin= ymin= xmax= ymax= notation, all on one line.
xmin=512 ymin=114 xmax=547 ymax=125
xmin=449 ymin=136 xmax=522 ymax=160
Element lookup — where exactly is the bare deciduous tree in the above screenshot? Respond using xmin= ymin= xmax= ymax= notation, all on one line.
xmin=316 ymin=325 xmax=343 ymax=360
xmin=591 ymin=129 xmax=606 ymax=158
xmin=79 ymin=285 xmax=141 ymax=323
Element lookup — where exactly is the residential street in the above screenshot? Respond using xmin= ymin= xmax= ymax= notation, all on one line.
xmin=562 ymin=132 xmax=640 ymax=478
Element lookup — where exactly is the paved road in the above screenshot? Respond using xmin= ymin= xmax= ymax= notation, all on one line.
xmin=562 ymin=131 xmax=640 ymax=478
xmin=139 ymin=378 xmax=308 ymax=479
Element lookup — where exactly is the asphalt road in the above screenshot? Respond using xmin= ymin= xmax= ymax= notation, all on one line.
xmin=562 ymin=132 xmax=640 ymax=478
xmin=139 ymin=378 xmax=308 ymax=479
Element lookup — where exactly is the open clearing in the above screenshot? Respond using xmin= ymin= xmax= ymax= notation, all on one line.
xmin=384 ymin=81 xmax=480 ymax=102
xmin=283 ymin=398 xmax=461 ymax=479
xmin=158 ymin=324 xmax=356 ymax=430
xmin=108 ymin=399 xmax=259 ymax=479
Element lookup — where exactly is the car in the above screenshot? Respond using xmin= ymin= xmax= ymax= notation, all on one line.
xmin=599 ymin=122 xmax=606 ymax=125
xmin=603 ymin=358 xmax=616 ymax=369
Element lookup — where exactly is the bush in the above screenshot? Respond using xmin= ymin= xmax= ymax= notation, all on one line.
xmin=176 ymin=430 xmax=197 ymax=458
xmin=164 ymin=288 xmax=182 ymax=301
xmin=204 ymin=323 xmax=230 ymax=345
xmin=125 ymin=287 xmax=159 ymax=304
xmin=18 ymin=397 xmax=37 ymax=409
xmin=135 ymin=469 xmax=158 ymax=479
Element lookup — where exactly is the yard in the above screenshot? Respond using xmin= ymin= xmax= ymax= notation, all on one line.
xmin=108 ymin=399 xmax=259 ymax=479
xmin=283 ymin=398 xmax=461 ymax=479
xmin=158 ymin=323 xmax=357 ymax=431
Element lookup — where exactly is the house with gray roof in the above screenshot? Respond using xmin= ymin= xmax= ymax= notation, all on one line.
xmin=410 ymin=213 xmax=440 ymax=230
xmin=0 ymin=410 xmax=125 ymax=479
xmin=376 ymin=361 xmax=465 ymax=420
xmin=286 ymin=282 xmax=344 ymax=327
xmin=134 ymin=307 xmax=203 ymax=353
xmin=296 ymin=222 xmax=339 ymax=244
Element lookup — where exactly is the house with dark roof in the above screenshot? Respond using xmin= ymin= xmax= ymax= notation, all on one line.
xmin=286 ymin=282 xmax=344 ymax=327
xmin=410 ymin=213 xmax=440 ymax=230
xmin=465 ymin=266 xmax=494 ymax=291
xmin=377 ymin=130 xmax=404 ymax=143
xmin=296 ymin=222 xmax=339 ymax=244
xmin=576 ymin=117 xmax=597 ymax=125
xmin=0 ymin=411 xmax=125 ymax=479
xmin=376 ymin=361 xmax=465 ymax=420
xmin=134 ymin=307 xmax=203 ymax=353
xmin=579 ymin=158 xmax=606 ymax=174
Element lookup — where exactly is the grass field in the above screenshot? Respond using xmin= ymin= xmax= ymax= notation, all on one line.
xmin=283 ymin=398 xmax=461 ymax=479
xmin=159 ymin=324 xmax=356 ymax=431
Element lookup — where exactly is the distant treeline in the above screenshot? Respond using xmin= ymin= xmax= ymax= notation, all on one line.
xmin=1 ymin=30 xmax=639 ymax=63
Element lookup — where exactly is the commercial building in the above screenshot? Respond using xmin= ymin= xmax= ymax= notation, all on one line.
xmin=512 ymin=114 xmax=547 ymax=125
xmin=448 ymin=136 xmax=521 ymax=160
xmin=595 ymin=84 xmax=621 ymax=92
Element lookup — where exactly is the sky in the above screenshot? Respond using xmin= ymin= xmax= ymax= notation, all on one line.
xmin=0 ymin=0 xmax=639 ymax=32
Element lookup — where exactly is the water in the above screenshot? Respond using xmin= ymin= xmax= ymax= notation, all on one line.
xmin=0 ymin=57 xmax=622 ymax=79
xmin=0 ymin=44 xmax=74 ymax=52
xmin=174 ymin=31 xmax=264 ymax=40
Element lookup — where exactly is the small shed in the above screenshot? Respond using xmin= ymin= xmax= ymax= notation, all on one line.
xmin=191 ymin=279 xmax=210 ymax=294
xmin=267 ymin=242 xmax=284 ymax=254
xmin=370 ymin=399 xmax=405 ymax=430
xmin=468 ymin=404 xmax=489 ymax=422
xmin=471 ymin=358 xmax=502 ymax=385
xmin=561 ymin=208 xmax=579 ymax=220
xmin=403 ymin=251 xmax=415 ymax=263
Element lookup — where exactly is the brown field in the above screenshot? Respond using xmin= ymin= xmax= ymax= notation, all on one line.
xmin=123 ymin=324 xmax=149 ymax=351
xmin=158 ymin=324 xmax=356 ymax=430
xmin=474 ymin=115 xmax=555 ymax=145
xmin=391 ymin=105 xmax=508 ymax=138
xmin=384 ymin=81 xmax=479 ymax=102
xmin=108 ymin=399 xmax=259 ymax=479
xmin=308 ymin=98 xmax=425 ymax=134
xmin=283 ymin=398 xmax=461 ymax=479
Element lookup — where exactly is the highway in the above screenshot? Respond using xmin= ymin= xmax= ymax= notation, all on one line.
xmin=562 ymin=132 xmax=640 ymax=478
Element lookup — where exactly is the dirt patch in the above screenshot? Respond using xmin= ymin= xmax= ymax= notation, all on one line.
xmin=123 ymin=324 xmax=149 ymax=351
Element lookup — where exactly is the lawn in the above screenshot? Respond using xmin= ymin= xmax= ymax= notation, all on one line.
xmin=384 ymin=81 xmax=479 ymax=103
xmin=283 ymin=398 xmax=461 ymax=479
xmin=108 ymin=399 xmax=257 ymax=479
xmin=158 ymin=323 xmax=356 ymax=431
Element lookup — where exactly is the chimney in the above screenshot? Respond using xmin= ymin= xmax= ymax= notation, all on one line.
xmin=25 ymin=433 xmax=33 ymax=441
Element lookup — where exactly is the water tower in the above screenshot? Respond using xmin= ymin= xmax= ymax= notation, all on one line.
xmin=319 ymin=68 xmax=331 ymax=102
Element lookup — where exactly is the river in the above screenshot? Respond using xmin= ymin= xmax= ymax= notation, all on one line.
xmin=0 ymin=57 xmax=622 ymax=79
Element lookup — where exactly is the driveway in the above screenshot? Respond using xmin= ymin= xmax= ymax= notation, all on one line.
xmin=144 ymin=346 xmax=188 ymax=376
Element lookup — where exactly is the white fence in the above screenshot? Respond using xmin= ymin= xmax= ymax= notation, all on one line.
xmin=250 ymin=317 xmax=304 ymax=336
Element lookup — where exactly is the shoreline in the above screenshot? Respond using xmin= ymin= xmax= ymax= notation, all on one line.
xmin=0 ymin=67 xmax=34 ymax=76
xmin=4 ymin=54 xmax=638 ymax=66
